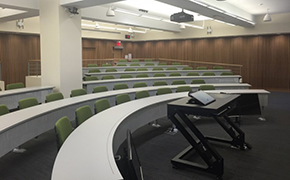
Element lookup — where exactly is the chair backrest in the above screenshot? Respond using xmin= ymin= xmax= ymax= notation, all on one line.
xmin=114 ymin=83 xmax=128 ymax=90
xmin=105 ymin=68 xmax=117 ymax=72
xmin=202 ymin=72 xmax=215 ymax=76
xmin=197 ymin=66 xmax=207 ymax=70
xmin=220 ymin=72 xmax=234 ymax=76
xmin=119 ymin=59 xmax=128 ymax=62
xmin=94 ymin=98 xmax=110 ymax=113
xmin=102 ymin=75 xmax=115 ymax=80
xmin=71 ymin=89 xmax=87 ymax=97
xmin=120 ymin=74 xmax=133 ymax=79
xmin=145 ymin=63 xmax=154 ymax=66
xmin=46 ymin=92 xmax=64 ymax=103
xmin=18 ymin=97 xmax=39 ymax=109
xmin=166 ymin=67 xmax=177 ymax=70
xmin=87 ymin=64 xmax=98 ymax=67
xmin=199 ymin=85 xmax=215 ymax=91
xmin=213 ymin=66 xmax=223 ymax=69
xmin=0 ymin=104 xmax=9 ymax=116
xmin=116 ymin=94 xmax=131 ymax=105
xmin=88 ymin=69 xmax=101 ymax=73
xmin=152 ymin=67 xmax=163 ymax=71
xmin=172 ymin=80 xmax=186 ymax=85
xmin=176 ymin=86 xmax=191 ymax=92
xmin=154 ymin=73 xmax=166 ymax=77
xmin=117 ymin=64 xmax=127 ymax=66
xmin=137 ymin=68 xmax=148 ymax=71
xmin=102 ymin=64 xmax=111 ymax=67
xmin=156 ymin=88 xmax=172 ymax=95
xmin=191 ymin=79 xmax=206 ymax=84
xmin=169 ymin=73 xmax=181 ymax=76
xmin=135 ymin=90 xmax=150 ymax=99
xmin=182 ymin=67 xmax=193 ymax=70
xmin=131 ymin=59 xmax=139 ymax=62
xmin=84 ymin=76 xmax=98 ymax=81
xmin=130 ymin=63 xmax=140 ymax=66
xmin=93 ymin=86 xmax=108 ymax=93
xmin=145 ymin=59 xmax=153 ymax=62
xmin=153 ymin=81 xmax=167 ymax=86
xmin=186 ymin=72 xmax=199 ymax=76
xmin=133 ymin=82 xmax=147 ymax=88
xmin=158 ymin=62 xmax=167 ymax=65
xmin=136 ymin=74 xmax=149 ymax=78
xmin=6 ymin=82 xmax=25 ymax=90
xmin=125 ymin=68 xmax=135 ymax=72
xmin=75 ymin=105 xmax=93 ymax=127
xmin=55 ymin=116 xmax=73 ymax=149
xmin=172 ymin=62 xmax=181 ymax=65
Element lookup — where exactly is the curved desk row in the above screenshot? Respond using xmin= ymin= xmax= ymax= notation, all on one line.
xmin=0 ymin=86 xmax=54 ymax=110
xmin=85 ymin=69 xmax=232 ymax=79
xmin=83 ymin=65 xmax=188 ymax=74
xmin=0 ymin=84 xmax=250 ymax=158
xmin=83 ymin=75 xmax=242 ymax=93
xmin=116 ymin=61 xmax=159 ymax=66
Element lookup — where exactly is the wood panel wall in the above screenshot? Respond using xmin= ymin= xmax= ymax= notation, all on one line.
xmin=0 ymin=33 xmax=289 ymax=91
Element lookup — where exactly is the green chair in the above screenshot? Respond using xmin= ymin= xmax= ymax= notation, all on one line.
xmin=93 ymin=86 xmax=108 ymax=93
xmin=172 ymin=80 xmax=186 ymax=85
xmin=102 ymin=64 xmax=111 ymax=67
xmin=182 ymin=67 xmax=193 ymax=70
xmin=172 ymin=62 xmax=181 ymax=65
xmin=137 ymin=68 xmax=148 ymax=71
xmin=156 ymin=88 xmax=172 ymax=95
xmin=133 ymin=82 xmax=147 ymax=88
xmin=125 ymin=68 xmax=135 ymax=72
xmin=120 ymin=74 xmax=133 ymax=79
xmin=166 ymin=67 xmax=177 ymax=71
xmin=105 ymin=68 xmax=117 ymax=72
xmin=116 ymin=94 xmax=131 ymax=105
xmin=136 ymin=74 xmax=149 ymax=78
xmin=199 ymin=85 xmax=215 ymax=91
xmin=94 ymin=98 xmax=110 ymax=114
xmin=88 ymin=69 xmax=100 ymax=73
xmin=18 ymin=97 xmax=39 ymax=109
xmin=84 ymin=76 xmax=98 ymax=81
xmin=158 ymin=62 xmax=167 ymax=65
xmin=71 ymin=89 xmax=87 ymax=97
xmin=87 ymin=64 xmax=98 ymax=67
xmin=119 ymin=59 xmax=128 ymax=62
xmin=6 ymin=82 xmax=25 ymax=90
xmin=145 ymin=63 xmax=154 ymax=66
xmin=0 ymin=104 xmax=9 ymax=116
xmin=187 ymin=72 xmax=199 ymax=76
xmin=176 ymin=86 xmax=191 ymax=92
xmin=145 ymin=59 xmax=153 ymax=62
xmin=191 ymin=79 xmax=206 ymax=84
xmin=102 ymin=75 xmax=115 ymax=80
xmin=154 ymin=73 xmax=166 ymax=77
xmin=75 ymin=105 xmax=93 ymax=127
xmin=213 ymin=66 xmax=223 ymax=69
xmin=55 ymin=116 xmax=73 ymax=149
xmin=221 ymin=72 xmax=234 ymax=76
xmin=114 ymin=83 xmax=128 ymax=90
xmin=135 ymin=90 xmax=150 ymax=99
xmin=131 ymin=59 xmax=139 ymax=62
xmin=130 ymin=63 xmax=140 ymax=66
xmin=46 ymin=92 xmax=64 ymax=103
xmin=197 ymin=66 xmax=207 ymax=70
xmin=153 ymin=81 xmax=167 ymax=86
xmin=202 ymin=72 xmax=215 ymax=76
xmin=117 ymin=64 xmax=127 ymax=66
xmin=152 ymin=67 xmax=163 ymax=71
xmin=169 ymin=73 xmax=181 ymax=76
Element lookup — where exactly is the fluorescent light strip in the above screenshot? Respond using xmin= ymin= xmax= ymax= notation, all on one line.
xmin=81 ymin=23 xmax=95 ymax=28
xmin=208 ymin=6 xmax=224 ymax=13
xmin=116 ymin=28 xmax=129 ymax=32
xmin=226 ymin=23 xmax=236 ymax=26
xmin=180 ymin=23 xmax=204 ymax=29
xmin=133 ymin=30 xmax=146 ymax=33
xmin=141 ymin=15 xmax=162 ymax=21
xmin=115 ymin=8 xmax=140 ymax=16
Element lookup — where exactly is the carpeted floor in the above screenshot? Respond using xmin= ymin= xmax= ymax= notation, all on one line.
xmin=0 ymin=91 xmax=290 ymax=180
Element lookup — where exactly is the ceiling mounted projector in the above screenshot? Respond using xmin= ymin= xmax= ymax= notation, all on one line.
xmin=170 ymin=10 xmax=194 ymax=23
